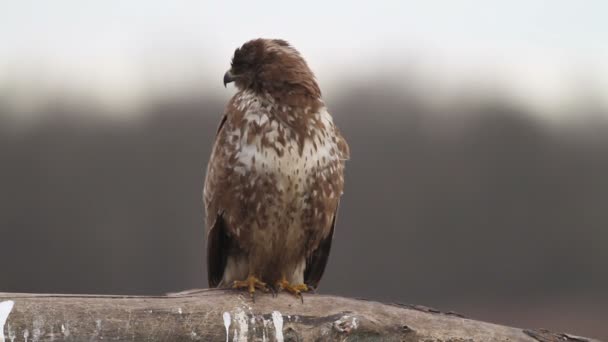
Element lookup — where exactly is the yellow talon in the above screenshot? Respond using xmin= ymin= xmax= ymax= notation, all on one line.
xmin=233 ymin=275 xmax=268 ymax=301
xmin=276 ymin=278 xmax=310 ymax=302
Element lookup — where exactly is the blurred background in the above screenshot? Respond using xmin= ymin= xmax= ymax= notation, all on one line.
xmin=1 ymin=1 xmax=607 ymax=339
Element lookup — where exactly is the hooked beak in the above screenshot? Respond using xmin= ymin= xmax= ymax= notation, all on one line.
xmin=223 ymin=70 xmax=235 ymax=87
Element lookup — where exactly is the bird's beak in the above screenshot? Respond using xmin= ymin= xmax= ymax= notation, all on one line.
xmin=223 ymin=70 xmax=235 ymax=88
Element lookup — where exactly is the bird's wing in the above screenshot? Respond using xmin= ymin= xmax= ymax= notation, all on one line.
xmin=304 ymin=203 xmax=340 ymax=289
xmin=204 ymin=112 xmax=232 ymax=287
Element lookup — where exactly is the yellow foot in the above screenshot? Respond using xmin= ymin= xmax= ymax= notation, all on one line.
xmin=232 ymin=275 xmax=268 ymax=302
xmin=276 ymin=279 xmax=311 ymax=303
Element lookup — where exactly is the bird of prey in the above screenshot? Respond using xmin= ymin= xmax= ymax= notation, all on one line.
xmin=204 ymin=38 xmax=349 ymax=300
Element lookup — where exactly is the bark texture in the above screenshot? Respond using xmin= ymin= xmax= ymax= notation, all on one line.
xmin=0 ymin=289 xmax=600 ymax=341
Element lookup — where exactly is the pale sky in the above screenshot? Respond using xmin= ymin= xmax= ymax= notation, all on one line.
xmin=1 ymin=0 xmax=607 ymax=114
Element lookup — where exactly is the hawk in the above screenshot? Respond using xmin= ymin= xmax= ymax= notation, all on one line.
xmin=204 ymin=38 xmax=349 ymax=300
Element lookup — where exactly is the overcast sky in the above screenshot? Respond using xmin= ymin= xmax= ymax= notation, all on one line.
xmin=1 ymin=1 xmax=607 ymax=112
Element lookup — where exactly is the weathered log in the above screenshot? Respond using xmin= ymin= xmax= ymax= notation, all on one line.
xmin=0 ymin=289 xmax=600 ymax=341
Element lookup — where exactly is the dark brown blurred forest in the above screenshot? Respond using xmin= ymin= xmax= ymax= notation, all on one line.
xmin=1 ymin=84 xmax=607 ymax=339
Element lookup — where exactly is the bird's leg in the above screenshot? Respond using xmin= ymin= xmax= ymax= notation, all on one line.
xmin=232 ymin=275 xmax=268 ymax=302
xmin=276 ymin=277 xmax=311 ymax=303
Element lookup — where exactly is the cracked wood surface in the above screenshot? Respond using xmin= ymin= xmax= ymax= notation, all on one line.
xmin=0 ymin=289 xmax=601 ymax=341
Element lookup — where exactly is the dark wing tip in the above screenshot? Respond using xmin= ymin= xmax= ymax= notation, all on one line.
xmin=206 ymin=214 xmax=229 ymax=288
xmin=304 ymin=214 xmax=337 ymax=288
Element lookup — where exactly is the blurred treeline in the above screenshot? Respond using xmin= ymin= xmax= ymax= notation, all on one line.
xmin=0 ymin=83 xmax=607 ymax=337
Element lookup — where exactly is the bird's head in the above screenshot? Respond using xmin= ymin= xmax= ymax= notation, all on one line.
xmin=224 ymin=38 xmax=321 ymax=98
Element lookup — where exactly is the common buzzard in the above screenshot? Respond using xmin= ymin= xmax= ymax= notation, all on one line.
xmin=204 ymin=38 xmax=349 ymax=300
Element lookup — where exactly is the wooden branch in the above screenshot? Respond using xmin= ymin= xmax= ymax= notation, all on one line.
xmin=0 ymin=289 xmax=599 ymax=342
